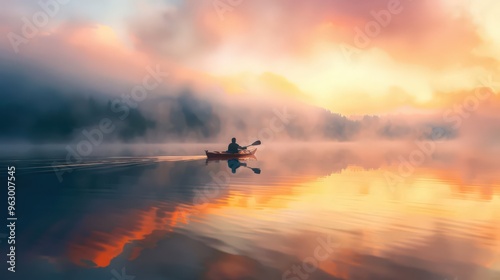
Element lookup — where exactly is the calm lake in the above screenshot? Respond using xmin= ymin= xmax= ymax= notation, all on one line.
xmin=2 ymin=143 xmax=499 ymax=280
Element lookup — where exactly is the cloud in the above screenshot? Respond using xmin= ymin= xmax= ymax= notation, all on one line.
xmin=121 ymin=0 xmax=499 ymax=114
xmin=0 ymin=0 xmax=499 ymax=132
xmin=1 ymin=55 xmax=498 ymax=144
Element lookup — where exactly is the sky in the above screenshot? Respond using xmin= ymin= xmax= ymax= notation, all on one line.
xmin=0 ymin=0 xmax=500 ymax=148
xmin=1 ymin=0 xmax=499 ymax=120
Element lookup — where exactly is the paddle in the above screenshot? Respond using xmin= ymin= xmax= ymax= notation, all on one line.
xmin=243 ymin=165 xmax=261 ymax=174
xmin=242 ymin=140 xmax=262 ymax=149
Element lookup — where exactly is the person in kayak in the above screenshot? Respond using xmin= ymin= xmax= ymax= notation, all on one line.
xmin=227 ymin=137 xmax=246 ymax=154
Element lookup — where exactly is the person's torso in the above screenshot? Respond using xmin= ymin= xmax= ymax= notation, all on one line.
xmin=228 ymin=143 xmax=239 ymax=152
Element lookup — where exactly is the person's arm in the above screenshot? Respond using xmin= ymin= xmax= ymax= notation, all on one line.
xmin=238 ymin=144 xmax=247 ymax=150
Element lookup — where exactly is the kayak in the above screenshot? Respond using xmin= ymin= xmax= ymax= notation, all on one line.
xmin=205 ymin=149 xmax=257 ymax=159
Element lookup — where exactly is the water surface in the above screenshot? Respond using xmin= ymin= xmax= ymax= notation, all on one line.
xmin=2 ymin=143 xmax=500 ymax=280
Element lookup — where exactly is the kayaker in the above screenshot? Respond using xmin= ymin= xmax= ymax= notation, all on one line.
xmin=227 ymin=137 xmax=246 ymax=154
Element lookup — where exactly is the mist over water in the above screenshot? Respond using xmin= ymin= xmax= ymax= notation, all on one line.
xmin=3 ymin=58 xmax=499 ymax=146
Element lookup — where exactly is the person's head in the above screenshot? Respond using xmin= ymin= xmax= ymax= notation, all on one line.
xmin=231 ymin=137 xmax=236 ymax=143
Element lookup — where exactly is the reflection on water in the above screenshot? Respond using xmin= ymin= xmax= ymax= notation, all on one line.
xmin=207 ymin=157 xmax=261 ymax=174
xmin=2 ymin=143 xmax=500 ymax=280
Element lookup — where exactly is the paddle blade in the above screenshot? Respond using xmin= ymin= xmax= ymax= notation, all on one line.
xmin=251 ymin=168 xmax=261 ymax=174
xmin=251 ymin=140 xmax=262 ymax=146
